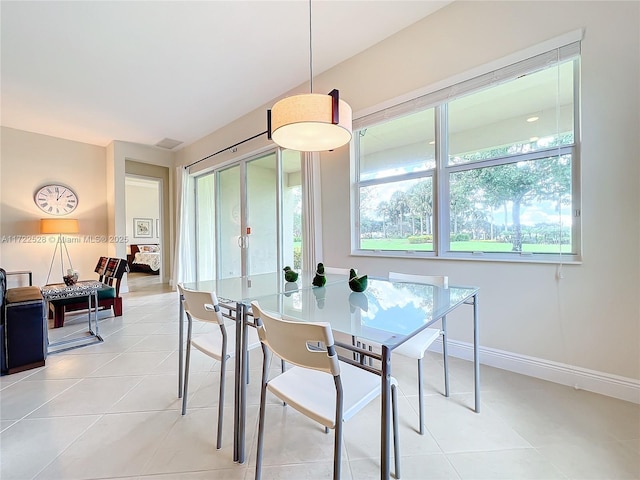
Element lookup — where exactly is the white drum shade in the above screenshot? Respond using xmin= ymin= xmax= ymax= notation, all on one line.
xmin=270 ymin=93 xmax=352 ymax=152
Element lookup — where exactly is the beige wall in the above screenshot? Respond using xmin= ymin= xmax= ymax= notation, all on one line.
xmin=177 ymin=1 xmax=640 ymax=382
xmin=0 ymin=129 xmax=175 ymax=287
xmin=0 ymin=127 xmax=109 ymax=286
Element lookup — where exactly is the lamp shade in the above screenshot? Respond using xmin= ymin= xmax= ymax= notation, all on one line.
xmin=270 ymin=93 xmax=353 ymax=152
xmin=40 ymin=218 xmax=79 ymax=234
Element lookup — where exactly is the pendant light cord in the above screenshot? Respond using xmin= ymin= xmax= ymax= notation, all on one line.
xmin=309 ymin=0 xmax=313 ymax=94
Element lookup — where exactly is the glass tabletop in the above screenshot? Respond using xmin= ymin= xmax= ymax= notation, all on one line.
xmin=182 ymin=270 xmax=350 ymax=304
xmin=252 ymin=278 xmax=478 ymax=350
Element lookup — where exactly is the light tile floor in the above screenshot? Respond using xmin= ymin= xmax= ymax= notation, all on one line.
xmin=1 ymin=273 xmax=639 ymax=480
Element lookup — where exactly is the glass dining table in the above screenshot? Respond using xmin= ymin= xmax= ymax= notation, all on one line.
xmin=253 ymin=278 xmax=479 ymax=480
xmin=180 ymin=273 xmax=480 ymax=480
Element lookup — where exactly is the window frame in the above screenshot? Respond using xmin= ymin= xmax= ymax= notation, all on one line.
xmin=351 ymin=42 xmax=582 ymax=264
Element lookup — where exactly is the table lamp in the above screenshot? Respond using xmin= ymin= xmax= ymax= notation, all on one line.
xmin=40 ymin=218 xmax=79 ymax=285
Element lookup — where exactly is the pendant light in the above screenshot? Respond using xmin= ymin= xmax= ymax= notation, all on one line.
xmin=267 ymin=0 xmax=352 ymax=152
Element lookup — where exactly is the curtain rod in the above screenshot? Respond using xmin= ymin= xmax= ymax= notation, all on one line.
xmin=184 ymin=130 xmax=268 ymax=169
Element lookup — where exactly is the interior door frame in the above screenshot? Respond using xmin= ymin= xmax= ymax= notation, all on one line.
xmin=124 ymin=172 xmax=165 ymax=282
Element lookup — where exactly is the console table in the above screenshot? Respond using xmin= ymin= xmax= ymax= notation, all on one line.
xmin=42 ymin=280 xmax=103 ymax=353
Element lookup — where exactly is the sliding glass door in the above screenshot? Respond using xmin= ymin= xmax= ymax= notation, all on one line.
xmin=217 ymin=163 xmax=244 ymax=277
xmin=245 ymin=153 xmax=278 ymax=275
xmin=194 ymin=148 xmax=302 ymax=280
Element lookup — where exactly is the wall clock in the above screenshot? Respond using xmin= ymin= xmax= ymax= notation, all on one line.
xmin=34 ymin=184 xmax=78 ymax=215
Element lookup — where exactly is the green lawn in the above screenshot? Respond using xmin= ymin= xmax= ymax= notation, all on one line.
xmin=360 ymin=238 xmax=572 ymax=254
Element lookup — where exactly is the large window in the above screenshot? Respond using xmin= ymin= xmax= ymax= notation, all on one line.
xmin=353 ymin=43 xmax=580 ymax=261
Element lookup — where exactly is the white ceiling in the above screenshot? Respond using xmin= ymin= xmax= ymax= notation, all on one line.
xmin=1 ymin=1 xmax=451 ymax=150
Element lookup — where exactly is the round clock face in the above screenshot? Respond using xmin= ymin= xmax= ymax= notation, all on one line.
xmin=34 ymin=184 xmax=78 ymax=215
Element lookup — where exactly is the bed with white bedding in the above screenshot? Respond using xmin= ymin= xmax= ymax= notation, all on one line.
xmin=127 ymin=244 xmax=161 ymax=274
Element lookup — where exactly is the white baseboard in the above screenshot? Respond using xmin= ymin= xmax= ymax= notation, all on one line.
xmin=430 ymin=339 xmax=640 ymax=404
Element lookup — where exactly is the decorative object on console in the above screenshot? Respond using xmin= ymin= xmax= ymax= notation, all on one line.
xmin=283 ymin=266 xmax=298 ymax=283
xmin=266 ymin=0 xmax=352 ymax=152
xmin=34 ymin=184 xmax=78 ymax=215
xmin=312 ymin=262 xmax=326 ymax=287
xmin=40 ymin=218 xmax=79 ymax=285
xmin=63 ymin=269 xmax=78 ymax=286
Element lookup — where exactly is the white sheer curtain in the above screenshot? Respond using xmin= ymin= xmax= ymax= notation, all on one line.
xmin=171 ymin=166 xmax=195 ymax=289
xmin=301 ymin=152 xmax=322 ymax=271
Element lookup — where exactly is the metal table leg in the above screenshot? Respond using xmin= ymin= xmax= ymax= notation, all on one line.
xmin=233 ymin=302 xmax=244 ymax=462
xmin=380 ymin=345 xmax=391 ymax=480
xmin=46 ymin=288 xmax=103 ymax=354
xmin=238 ymin=302 xmax=249 ymax=463
xmin=89 ymin=291 xmax=102 ymax=339
xmin=473 ymin=293 xmax=480 ymax=413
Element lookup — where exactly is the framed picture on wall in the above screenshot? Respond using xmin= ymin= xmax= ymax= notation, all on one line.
xmin=134 ymin=218 xmax=153 ymax=238
xmin=156 ymin=219 xmax=160 ymax=238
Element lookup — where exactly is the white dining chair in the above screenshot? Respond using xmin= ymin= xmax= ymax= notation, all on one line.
xmin=178 ymin=284 xmax=261 ymax=449
xmin=388 ymin=272 xmax=450 ymax=435
xmin=251 ymin=301 xmax=400 ymax=480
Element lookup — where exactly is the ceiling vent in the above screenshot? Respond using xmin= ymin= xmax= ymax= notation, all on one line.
xmin=155 ymin=138 xmax=183 ymax=149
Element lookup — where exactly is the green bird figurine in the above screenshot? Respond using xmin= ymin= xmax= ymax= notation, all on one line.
xmin=312 ymin=262 xmax=326 ymax=287
xmin=349 ymin=273 xmax=368 ymax=292
xmin=283 ymin=266 xmax=298 ymax=282
xmin=349 ymin=268 xmax=358 ymax=280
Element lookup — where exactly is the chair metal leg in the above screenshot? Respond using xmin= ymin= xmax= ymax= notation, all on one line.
xmin=217 ymin=355 xmax=227 ymax=449
xmin=442 ymin=316 xmax=450 ymax=397
xmin=392 ymin=383 xmax=401 ymax=479
xmin=181 ymin=318 xmax=193 ymax=416
xmin=417 ymin=358 xmax=425 ymax=435
xmin=255 ymin=348 xmax=271 ymax=480
xmin=333 ymin=377 xmax=344 ymax=480
xmin=333 ymin=423 xmax=342 ymax=480
xmin=255 ymin=386 xmax=267 ymax=480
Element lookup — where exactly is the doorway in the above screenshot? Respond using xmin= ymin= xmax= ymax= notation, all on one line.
xmin=125 ymin=175 xmax=163 ymax=290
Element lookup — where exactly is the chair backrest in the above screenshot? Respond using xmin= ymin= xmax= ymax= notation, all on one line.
xmin=388 ymin=271 xmax=448 ymax=288
xmin=323 ymin=267 xmax=354 ymax=275
xmin=178 ymin=284 xmax=224 ymax=325
xmin=94 ymin=257 xmax=129 ymax=295
xmin=251 ymin=301 xmax=339 ymax=376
